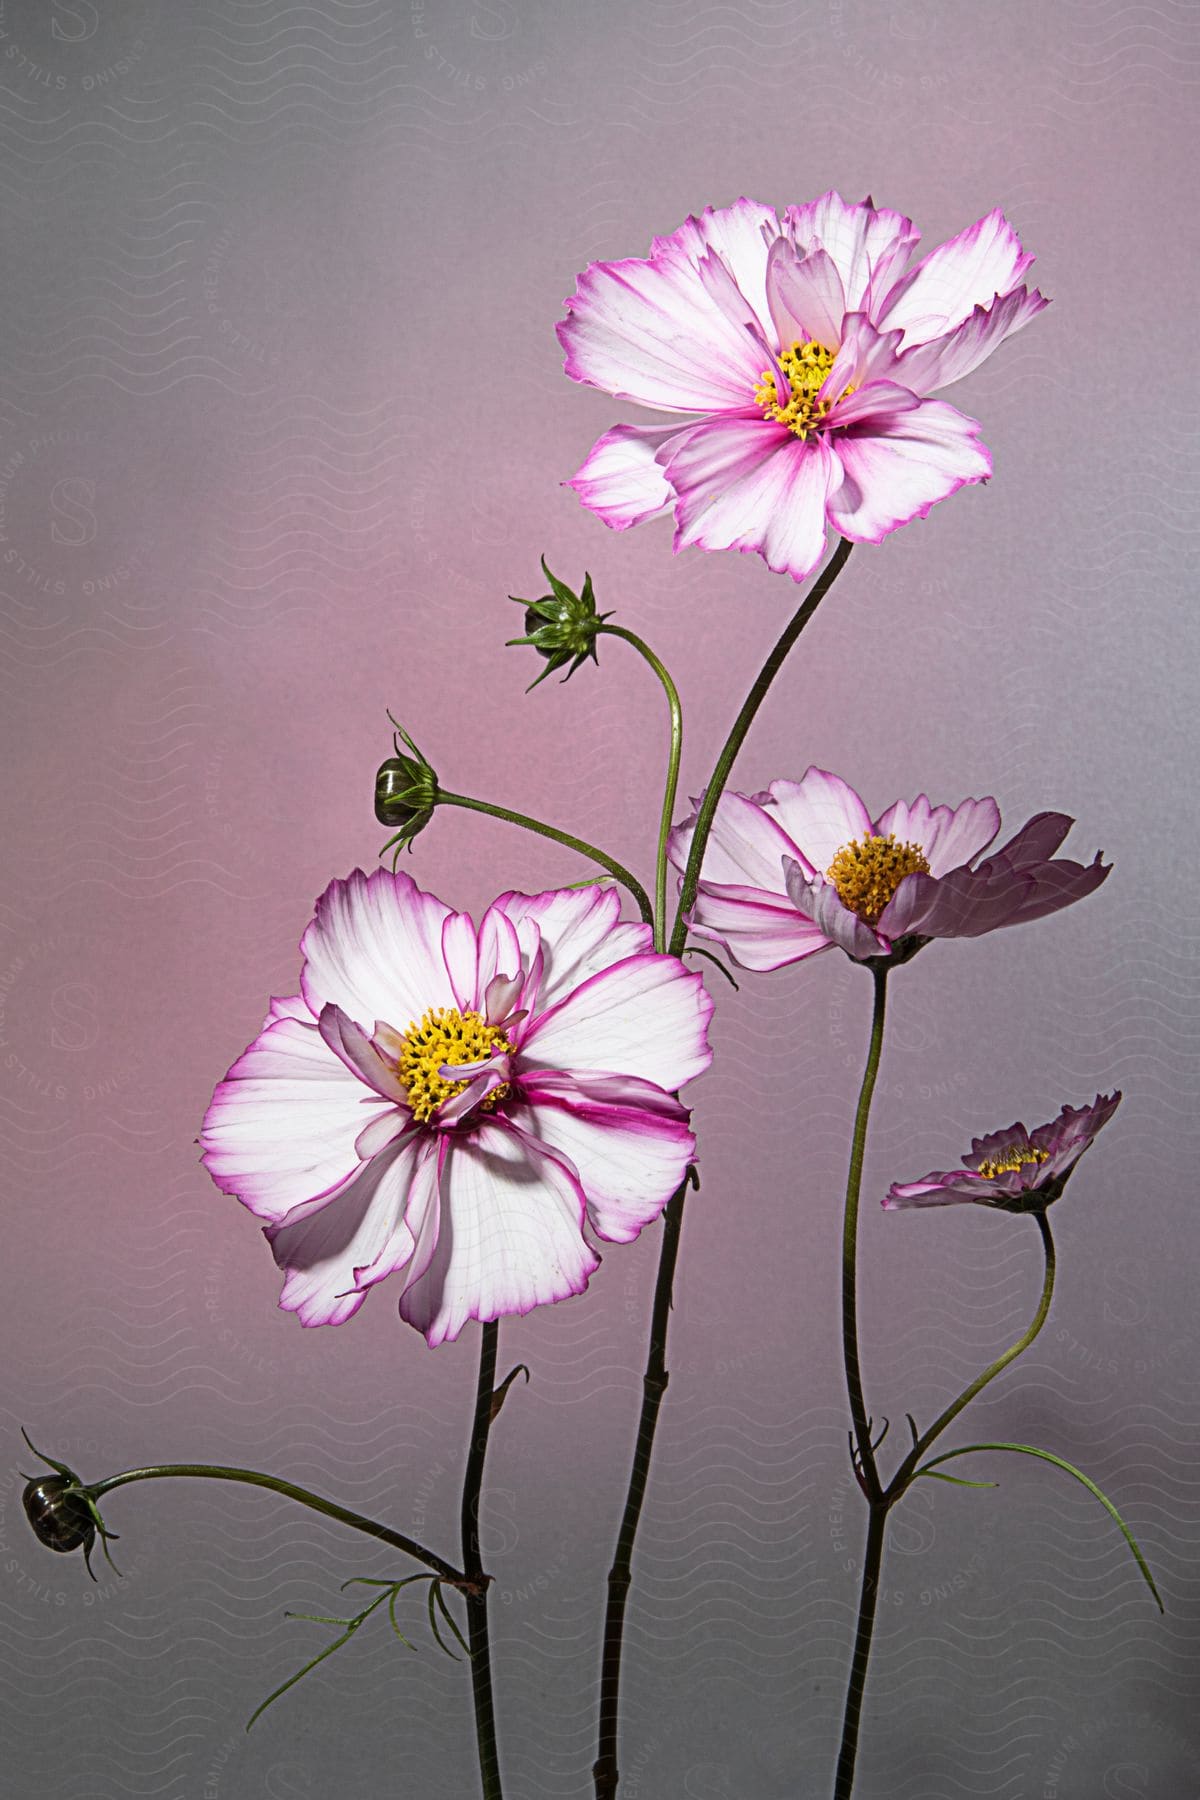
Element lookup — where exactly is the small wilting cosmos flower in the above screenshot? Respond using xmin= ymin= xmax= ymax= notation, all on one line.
xmin=201 ymin=873 xmax=713 ymax=1345
xmin=883 ymin=1093 xmax=1122 ymax=1213
xmin=558 ymin=191 xmax=1047 ymax=582
xmin=668 ymin=768 xmax=1109 ymax=971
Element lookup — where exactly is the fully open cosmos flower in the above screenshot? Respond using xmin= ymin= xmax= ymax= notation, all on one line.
xmin=669 ymin=768 xmax=1109 ymax=971
xmin=201 ymin=873 xmax=713 ymax=1344
xmin=883 ymin=1093 xmax=1122 ymax=1213
xmin=559 ymin=191 xmax=1047 ymax=582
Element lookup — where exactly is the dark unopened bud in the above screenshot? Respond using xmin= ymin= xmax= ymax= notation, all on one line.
xmin=23 ymin=1473 xmax=95 ymax=1556
xmin=507 ymin=557 xmax=612 ymax=692
xmin=375 ymin=720 xmax=439 ymax=855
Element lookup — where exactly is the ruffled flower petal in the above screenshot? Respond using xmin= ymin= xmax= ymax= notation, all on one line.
xmin=826 ymin=399 xmax=992 ymax=544
xmin=301 ymin=869 xmax=457 ymax=1037
xmin=766 ymin=769 xmax=874 ymax=874
xmin=895 ymin=285 xmax=1049 ymax=394
xmin=874 ymin=208 xmax=1036 ymax=344
xmin=687 ymin=881 xmax=833 ymax=971
xmin=670 ymin=788 xmax=809 ymax=893
xmin=782 ymin=190 xmax=919 ymax=314
xmin=663 ymin=417 xmax=838 ymax=583
xmin=317 ymin=1004 xmax=408 ymax=1103
xmin=397 ymin=1122 xmax=598 ymax=1347
xmin=652 ymin=197 xmax=782 ymax=340
xmin=873 ymin=794 xmax=1001 ymax=878
xmin=512 ymin=1084 xmax=694 ymax=1243
xmin=565 ymin=422 xmax=681 ymax=530
xmin=764 ymin=241 xmax=847 ymax=350
xmin=494 ymin=886 xmax=650 ymax=1015
xmin=523 ymin=952 xmax=713 ymax=1092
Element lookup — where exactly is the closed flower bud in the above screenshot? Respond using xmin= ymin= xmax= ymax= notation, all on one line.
xmin=507 ymin=557 xmax=612 ymax=691
xmin=374 ymin=721 xmax=439 ymax=853
xmin=23 ymin=1473 xmax=96 ymax=1556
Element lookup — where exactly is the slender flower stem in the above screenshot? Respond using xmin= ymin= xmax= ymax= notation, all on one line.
xmin=438 ymin=791 xmax=653 ymax=928
xmin=593 ymin=1169 xmax=692 ymax=1800
xmin=668 ymin=535 xmax=853 ymax=959
xmin=88 ymin=1464 xmax=468 ymax=1585
xmin=888 ymin=1210 xmax=1057 ymax=1500
xmin=833 ymin=1503 xmax=888 ymax=1800
xmin=597 ymin=625 xmax=683 ymax=953
xmin=461 ymin=1320 xmax=503 ymax=1800
xmin=842 ymin=965 xmax=889 ymax=1501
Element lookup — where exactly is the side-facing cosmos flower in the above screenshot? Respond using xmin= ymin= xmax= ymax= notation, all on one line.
xmin=201 ymin=873 xmax=713 ymax=1345
xmin=668 ymin=768 xmax=1109 ymax=971
xmin=883 ymin=1093 xmax=1122 ymax=1213
xmin=559 ymin=191 xmax=1047 ymax=582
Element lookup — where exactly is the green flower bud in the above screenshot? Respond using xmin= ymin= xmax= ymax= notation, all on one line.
xmin=375 ymin=720 xmax=439 ymax=860
xmin=507 ymin=557 xmax=613 ymax=691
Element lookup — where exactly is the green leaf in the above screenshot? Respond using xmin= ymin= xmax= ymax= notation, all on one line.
xmin=918 ymin=1441 xmax=1164 ymax=1611
xmin=914 ymin=1469 xmax=998 ymax=1489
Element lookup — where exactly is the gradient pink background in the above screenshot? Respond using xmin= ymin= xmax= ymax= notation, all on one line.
xmin=2 ymin=2 xmax=1197 ymax=1794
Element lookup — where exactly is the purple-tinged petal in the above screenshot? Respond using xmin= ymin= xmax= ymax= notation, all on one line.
xmin=511 ymin=1088 xmax=694 ymax=1245
xmin=782 ymin=191 xmax=919 ymax=314
xmin=783 ymin=860 xmax=886 ymax=960
xmin=265 ymin=1133 xmax=434 ymax=1328
xmin=397 ymin=1120 xmax=598 ymax=1347
xmin=820 ymin=314 xmax=907 ymax=407
xmin=895 ymin=286 xmax=1049 ymax=394
xmin=823 ymin=378 xmax=924 ymax=432
xmin=883 ymin=1171 xmax=993 ymax=1209
xmin=873 ymin=794 xmax=1001 ymax=877
xmin=201 ymin=1014 xmax=380 ymax=1223
xmin=558 ymin=245 xmax=771 ymax=414
xmin=989 ymin=854 xmax=1111 ymax=927
xmin=522 ymin=951 xmax=713 ymax=1092
xmin=355 ymin=1108 xmax=410 ymax=1161
xmin=484 ymin=971 xmax=524 ymax=1027
xmin=764 ymin=241 xmax=847 ymax=350
xmin=318 ymin=1004 xmax=409 ymax=1103
xmin=687 ymin=881 xmax=834 ymax=971
xmin=652 ymin=197 xmax=782 ymax=337
xmin=874 ymin=208 xmax=1036 ymax=344
xmin=766 ymin=769 xmax=874 ymax=874
xmin=983 ymin=812 xmax=1074 ymax=870
xmin=565 ymin=422 xmax=682 ymax=530
xmin=476 ymin=903 xmax=524 ymax=1005
xmin=673 ymin=789 xmax=806 ymax=895
xmin=662 ymin=418 xmax=837 ymax=583
xmin=827 ymin=398 xmax=991 ymax=544
xmin=300 ymin=869 xmax=457 ymax=1039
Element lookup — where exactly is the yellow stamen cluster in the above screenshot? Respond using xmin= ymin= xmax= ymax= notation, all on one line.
xmin=755 ymin=338 xmax=850 ymax=438
xmin=394 ymin=1007 xmax=512 ymax=1123
xmin=977 ymin=1144 xmax=1050 ymax=1181
xmin=826 ymin=834 xmax=931 ymax=926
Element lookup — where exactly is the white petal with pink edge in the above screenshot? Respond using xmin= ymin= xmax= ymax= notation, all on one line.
xmin=495 ymin=886 xmax=651 ymax=1015
xmin=652 ymin=197 xmax=782 ymax=341
xmin=398 ymin=1121 xmax=598 ymax=1346
xmin=663 ymin=417 xmax=837 ymax=583
xmin=300 ymin=869 xmax=457 ymax=1039
xmin=522 ymin=952 xmax=713 ymax=1092
xmin=766 ymin=770 xmax=874 ymax=875
xmin=765 ymin=242 xmax=847 ymax=350
xmin=318 ymin=1004 xmax=408 ymax=1101
xmin=827 ymin=400 xmax=991 ymax=544
xmin=874 ymin=210 xmax=1035 ymax=344
xmin=201 ymin=1013 xmax=383 ymax=1223
xmin=565 ymin=423 xmax=682 ymax=529
xmin=782 ymin=192 xmax=919 ymax=314
xmin=783 ymin=862 xmax=883 ymax=961
xmin=266 ymin=1133 xmax=437 ymax=1328
xmin=894 ymin=286 xmax=1049 ymax=394
xmin=673 ymin=789 xmax=807 ymax=894
xmin=512 ymin=1089 xmax=693 ymax=1244
xmin=558 ymin=247 xmax=771 ymax=414
xmin=688 ymin=883 xmax=833 ymax=970
xmin=873 ymin=794 xmax=1000 ymax=877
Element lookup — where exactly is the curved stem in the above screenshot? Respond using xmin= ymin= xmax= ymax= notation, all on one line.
xmin=668 ymin=536 xmax=853 ymax=959
xmin=832 ymin=1502 xmax=887 ymax=1800
xmin=597 ymin=625 xmax=683 ymax=953
xmin=438 ymin=791 xmax=653 ymax=928
xmin=888 ymin=1210 xmax=1057 ymax=1500
xmin=461 ymin=1319 xmax=503 ymax=1800
xmin=843 ymin=965 xmax=889 ymax=1502
xmin=592 ymin=1169 xmax=691 ymax=1800
xmin=88 ymin=1464 xmax=467 ymax=1586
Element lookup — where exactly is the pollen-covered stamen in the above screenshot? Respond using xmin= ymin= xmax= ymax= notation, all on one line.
xmin=826 ymin=833 xmax=931 ymax=926
xmin=977 ymin=1144 xmax=1050 ymax=1181
xmin=395 ymin=1007 xmax=514 ymax=1123
xmin=755 ymin=338 xmax=853 ymax=439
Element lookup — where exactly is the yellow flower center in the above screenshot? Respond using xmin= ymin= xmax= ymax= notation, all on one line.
xmin=755 ymin=338 xmax=853 ymax=439
xmin=977 ymin=1144 xmax=1050 ymax=1181
xmin=393 ymin=1007 xmax=512 ymax=1123
xmin=826 ymin=834 xmax=931 ymax=926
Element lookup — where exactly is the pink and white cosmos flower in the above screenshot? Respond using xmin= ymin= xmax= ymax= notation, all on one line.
xmin=559 ymin=191 xmax=1047 ymax=582
xmin=883 ymin=1093 xmax=1122 ymax=1213
xmin=669 ymin=768 xmax=1109 ymax=972
xmin=201 ymin=872 xmax=713 ymax=1345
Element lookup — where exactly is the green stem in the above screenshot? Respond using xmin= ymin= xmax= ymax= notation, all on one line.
xmin=88 ymin=1464 xmax=467 ymax=1586
xmin=832 ymin=1501 xmax=888 ymax=1800
xmin=668 ymin=535 xmax=853 ymax=959
xmin=597 ymin=625 xmax=683 ymax=953
xmin=593 ymin=1170 xmax=691 ymax=1800
xmin=888 ymin=1210 xmax=1057 ymax=1500
xmin=461 ymin=1320 xmax=503 ymax=1800
xmin=843 ymin=965 xmax=889 ymax=1501
xmin=438 ymin=791 xmax=653 ymax=929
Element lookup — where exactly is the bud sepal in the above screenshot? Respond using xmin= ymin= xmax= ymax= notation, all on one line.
xmin=375 ymin=716 xmax=440 ymax=864
xmin=507 ymin=557 xmax=612 ymax=691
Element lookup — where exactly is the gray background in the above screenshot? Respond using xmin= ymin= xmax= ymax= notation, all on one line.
xmin=1 ymin=1 xmax=1197 ymax=1795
